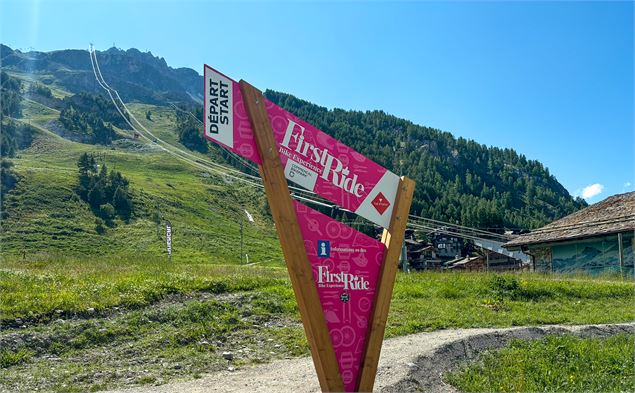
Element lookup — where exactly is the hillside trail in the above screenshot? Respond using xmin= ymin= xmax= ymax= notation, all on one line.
xmin=105 ymin=322 xmax=633 ymax=393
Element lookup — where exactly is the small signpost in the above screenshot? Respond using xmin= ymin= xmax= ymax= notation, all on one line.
xmin=204 ymin=65 xmax=414 ymax=392
xmin=165 ymin=220 xmax=172 ymax=261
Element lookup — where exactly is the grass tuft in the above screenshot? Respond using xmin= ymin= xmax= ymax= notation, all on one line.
xmin=0 ymin=349 xmax=34 ymax=368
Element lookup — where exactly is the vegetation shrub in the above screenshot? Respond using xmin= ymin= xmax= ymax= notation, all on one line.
xmin=0 ymin=349 xmax=33 ymax=368
xmin=94 ymin=218 xmax=106 ymax=235
xmin=174 ymin=106 xmax=208 ymax=153
xmin=0 ymin=71 xmax=22 ymax=117
xmin=76 ymin=152 xmax=134 ymax=228
xmin=0 ymin=120 xmax=34 ymax=158
xmin=490 ymin=275 xmax=522 ymax=302
xmin=59 ymin=105 xmax=118 ymax=145
xmin=28 ymin=83 xmax=53 ymax=99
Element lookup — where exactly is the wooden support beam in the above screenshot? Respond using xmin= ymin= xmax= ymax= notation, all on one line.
xmin=357 ymin=176 xmax=415 ymax=392
xmin=239 ymin=80 xmax=344 ymax=392
xmin=618 ymin=232 xmax=624 ymax=277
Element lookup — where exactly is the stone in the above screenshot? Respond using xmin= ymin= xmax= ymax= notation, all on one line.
xmin=222 ymin=351 xmax=234 ymax=361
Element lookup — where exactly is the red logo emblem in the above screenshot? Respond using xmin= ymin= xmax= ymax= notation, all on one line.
xmin=371 ymin=192 xmax=390 ymax=215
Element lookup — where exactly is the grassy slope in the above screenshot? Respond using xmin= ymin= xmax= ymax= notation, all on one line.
xmin=446 ymin=333 xmax=634 ymax=393
xmin=1 ymin=85 xmax=282 ymax=265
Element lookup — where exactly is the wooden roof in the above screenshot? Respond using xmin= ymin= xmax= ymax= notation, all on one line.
xmin=504 ymin=191 xmax=635 ymax=249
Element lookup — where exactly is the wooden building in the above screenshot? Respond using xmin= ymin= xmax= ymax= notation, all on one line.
xmin=503 ymin=191 xmax=635 ymax=275
xmin=445 ymin=249 xmax=525 ymax=271
xmin=403 ymin=230 xmax=466 ymax=270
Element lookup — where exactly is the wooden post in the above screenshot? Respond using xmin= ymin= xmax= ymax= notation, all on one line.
xmin=618 ymin=233 xmax=624 ymax=277
xmin=239 ymin=80 xmax=344 ymax=392
xmin=357 ymin=176 xmax=415 ymax=392
xmin=486 ymin=250 xmax=489 ymax=272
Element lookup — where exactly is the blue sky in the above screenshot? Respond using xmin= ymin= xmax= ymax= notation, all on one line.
xmin=1 ymin=0 xmax=633 ymax=203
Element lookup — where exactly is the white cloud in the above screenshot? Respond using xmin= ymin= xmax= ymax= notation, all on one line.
xmin=581 ymin=183 xmax=604 ymax=199
xmin=624 ymin=182 xmax=632 ymax=190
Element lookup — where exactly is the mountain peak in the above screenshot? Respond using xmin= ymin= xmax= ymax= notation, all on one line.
xmin=1 ymin=44 xmax=201 ymax=105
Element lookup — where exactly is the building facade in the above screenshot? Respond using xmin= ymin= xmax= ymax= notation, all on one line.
xmin=504 ymin=192 xmax=635 ymax=276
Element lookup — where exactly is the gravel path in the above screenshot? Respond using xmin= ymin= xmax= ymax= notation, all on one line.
xmin=106 ymin=323 xmax=634 ymax=393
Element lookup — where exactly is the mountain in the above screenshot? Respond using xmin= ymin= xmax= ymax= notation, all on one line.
xmin=0 ymin=44 xmax=201 ymax=105
xmin=0 ymin=44 xmax=586 ymax=257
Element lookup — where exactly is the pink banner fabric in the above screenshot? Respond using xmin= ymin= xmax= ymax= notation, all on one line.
xmin=294 ymin=201 xmax=385 ymax=392
xmin=204 ymin=65 xmax=400 ymax=229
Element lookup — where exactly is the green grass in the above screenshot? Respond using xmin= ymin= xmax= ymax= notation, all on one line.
xmin=0 ymin=256 xmax=289 ymax=323
xmin=445 ymin=333 xmax=635 ymax=393
xmin=2 ymin=98 xmax=282 ymax=264
xmin=386 ymin=272 xmax=635 ymax=336
xmin=2 ymin=256 xmax=633 ymax=331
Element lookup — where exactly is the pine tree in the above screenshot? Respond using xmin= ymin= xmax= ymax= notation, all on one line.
xmin=113 ymin=186 xmax=133 ymax=220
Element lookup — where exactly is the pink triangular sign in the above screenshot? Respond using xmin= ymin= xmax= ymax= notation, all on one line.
xmin=294 ymin=201 xmax=385 ymax=392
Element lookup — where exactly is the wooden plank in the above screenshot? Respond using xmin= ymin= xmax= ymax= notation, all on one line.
xmin=239 ymin=80 xmax=344 ymax=392
xmin=357 ymin=176 xmax=415 ymax=392
xmin=618 ymin=232 xmax=624 ymax=277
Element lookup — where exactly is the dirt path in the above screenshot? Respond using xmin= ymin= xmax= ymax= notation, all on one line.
xmin=106 ymin=322 xmax=633 ymax=393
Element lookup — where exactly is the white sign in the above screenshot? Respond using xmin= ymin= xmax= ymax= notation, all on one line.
xmin=166 ymin=221 xmax=172 ymax=258
xmin=204 ymin=66 xmax=234 ymax=147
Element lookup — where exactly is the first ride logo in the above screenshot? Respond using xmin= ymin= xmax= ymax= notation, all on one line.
xmin=317 ymin=266 xmax=370 ymax=291
xmin=281 ymin=120 xmax=365 ymax=198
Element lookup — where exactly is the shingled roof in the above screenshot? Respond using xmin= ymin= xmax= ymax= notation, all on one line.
xmin=504 ymin=191 xmax=635 ymax=249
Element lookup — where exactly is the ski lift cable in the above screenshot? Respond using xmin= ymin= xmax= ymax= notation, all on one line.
xmin=406 ymin=222 xmax=477 ymax=241
xmin=89 ymin=47 xmax=266 ymax=189
xmin=407 ymin=214 xmax=511 ymax=241
xmin=169 ymin=103 xmax=260 ymax=173
xmin=406 ymin=222 xmax=496 ymax=243
xmin=161 ymin=76 xmax=329 ymax=200
xmin=89 ymin=46 xmax=159 ymax=148
xmin=90 ymin=48 xmax=262 ymax=183
xmin=90 ymin=49 xmax=265 ymax=187
xmin=91 ymin=48 xmax=323 ymax=197
xmin=407 ymin=213 xmax=506 ymax=236
xmin=89 ymin=46 xmax=414 ymax=222
xmin=92 ymin=48 xmax=335 ymax=201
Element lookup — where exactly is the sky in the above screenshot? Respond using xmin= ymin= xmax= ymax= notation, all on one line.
xmin=1 ymin=0 xmax=633 ymax=203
